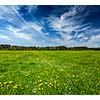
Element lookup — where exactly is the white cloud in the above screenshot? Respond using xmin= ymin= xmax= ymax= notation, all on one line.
xmin=0 ymin=5 xmax=100 ymax=47
xmin=29 ymin=22 xmax=43 ymax=33
xmin=0 ymin=34 xmax=10 ymax=40
xmin=0 ymin=5 xmax=48 ymax=44
xmin=47 ymin=6 xmax=92 ymax=46
xmin=6 ymin=26 xmax=33 ymax=41
xmin=88 ymin=34 xmax=100 ymax=42
xmin=26 ymin=6 xmax=38 ymax=14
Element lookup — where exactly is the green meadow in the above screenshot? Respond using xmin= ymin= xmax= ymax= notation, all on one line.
xmin=0 ymin=51 xmax=100 ymax=95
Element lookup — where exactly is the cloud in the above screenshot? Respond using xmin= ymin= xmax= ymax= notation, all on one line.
xmin=0 ymin=34 xmax=10 ymax=40
xmin=0 ymin=5 xmax=100 ymax=47
xmin=85 ymin=34 xmax=100 ymax=47
xmin=6 ymin=26 xmax=33 ymax=41
xmin=26 ymin=6 xmax=38 ymax=14
xmin=0 ymin=5 xmax=49 ymax=46
xmin=47 ymin=6 xmax=98 ymax=46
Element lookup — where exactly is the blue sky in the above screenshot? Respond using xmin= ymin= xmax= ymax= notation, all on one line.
xmin=0 ymin=5 xmax=100 ymax=47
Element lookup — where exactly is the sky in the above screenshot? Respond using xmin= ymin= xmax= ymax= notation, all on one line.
xmin=0 ymin=5 xmax=100 ymax=47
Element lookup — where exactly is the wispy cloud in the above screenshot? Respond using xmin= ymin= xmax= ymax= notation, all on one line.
xmin=47 ymin=6 xmax=98 ymax=46
xmin=6 ymin=25 xmax=33 ymax=41
xmin=0 ymin=34 xmax=10 ymax=40
xmin=0 ymin=6 xmax=49 ymax=46
xmin=0 ymin=5 xmax=100 ymax=47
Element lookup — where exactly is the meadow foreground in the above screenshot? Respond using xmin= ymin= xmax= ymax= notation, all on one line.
xmin=0 ymin=51 xmax=100 ymax=95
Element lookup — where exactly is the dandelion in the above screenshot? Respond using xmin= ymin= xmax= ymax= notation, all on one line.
xmin=33 ymin=82 xmax=37 ymax=84
xmin=21 ymin=87 xmax=24 ymax=90
xmin=13 ymin=86 xmax=17 ymax=89
xmin=4 ymin=82 xmax=7 ymax=85
xmin=48 ymin=84 xmax=51 ymax=87
xmin=39 ymin=88 xmax=41 ymax=91
xmin=38 ymin=80 xmax=42 ymax=83
xmin=1 ymin=87 xmax=3 ymax=90
xmin=54 ymin=80 xmax=57 ymax=84
xmin=9 ymin=81 xmax=13 ymax=84
xmin=76 ymin=75 xmax=79 ymax=77
xmin=41 ymin=88 xmax=44 ymax=91
xmin=44 ymin=82 xmax=48 ymax=85
xmin=25 ymin=74 xmax=29 ymax=77
xmin=7 ymin=85 xmax=9 ymax=87
xmin=13 ymin=85 xmax=18 ymax=89
xmin=39 ymin=80 xmax=42 ymax=82
xmin=15 ymin=84 xmax=18 ymax=87
xmin=0 ymin=84 xmax=3 ymax=86
xmin=39 ymin=83 xmax=43 ymax=87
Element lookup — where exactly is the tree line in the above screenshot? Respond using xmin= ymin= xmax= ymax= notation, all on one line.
xmin=0 ymin=44 xmax=100 ymax=50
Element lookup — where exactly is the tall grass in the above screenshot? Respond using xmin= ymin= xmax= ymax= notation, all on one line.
xmin=0 ymin=51 xmax=100 ymax=95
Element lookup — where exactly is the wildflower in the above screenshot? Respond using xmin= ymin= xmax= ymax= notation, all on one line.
xmin=39 ymin=88 xmax=41 ymax=91
xmin=7 ymin=85 xmax=9 ymax=87
xmin=44 ymin=82 xmax=48 ymax=85
xmin=40 ymin=80 xmax=41 ymax=82
xmin=33 ymin=82 xmax=37 ymax=84
xmin=48 ymin=84 xmax=51 ymax=87
xmin=13 ymin=85 xmax=18 ymax=89
xmin=38 ymin=80 xmax=42 ymax=83
xmin=39 ymin=83 xmax=43 ymax=86
xmin=21 ymin=87 xmax=24 ymax=89
xmin=54 ymin=80 xmax=57 ymax=84
xmin=9 ymin=81 xmax=13 ymax=84
xmin=4 ymin=82 xmax=7 ymax=85
xmin=15 ymin=84 xmax=18 ymax=87
xmin=0 ymin=84 xmax=3 ymax=86
xmin=1 ymin=87 xmax=3 ymax=90
xmin=25 ymin=74 xmax=29 ymax=77
xmin=41 ymin=88 xmax=44 ymax=90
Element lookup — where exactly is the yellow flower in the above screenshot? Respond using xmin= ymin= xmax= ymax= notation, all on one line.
xmin=9 ymin=81 xmax=13 ymax=84
xmin=4 ymin=82 xmax=7 ymax=85
xmin=39 ymin=88 xmax=41 ymax=91
xmin=0 ymin=84 xmax=3 ymax=86
xmin=1 ymin=87 xmax=3 ymax=90
xmin=38 ymin=80 xmax=42 ymax=83
xmin=54 ymin=80 xmax=57 ymax=83
xmin=13 ymin=85 xmax=17 ymax=89
xmin=41 ymin=88 xmax=44 ymax=90
xmin=39 ymin=83 xmax=43 ymax=86
xmin=33 ymin=82 xmax=37 ymax=84
xmin=25 ymin=74 xmax=29 ymax=77
xmin=15 ymin=84 xmax=18 ymax=86
xmin=44 ymin=82 xmax=47 ymax=85
xmin=7 ymin=85 xmax=9 ymax=87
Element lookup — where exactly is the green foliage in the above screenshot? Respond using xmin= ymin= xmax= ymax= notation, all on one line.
xmin=0 ymin=44 xmax=100 ymax=50
xmin=0 ymin=51 xmax=100 ymax=94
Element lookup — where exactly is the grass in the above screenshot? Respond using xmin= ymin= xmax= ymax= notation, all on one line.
xmin=0 ymin=51 xmax=100 ymax=95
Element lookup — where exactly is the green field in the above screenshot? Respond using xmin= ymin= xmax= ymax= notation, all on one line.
xmin=0 ymin=51 xmax=100 ymax=95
